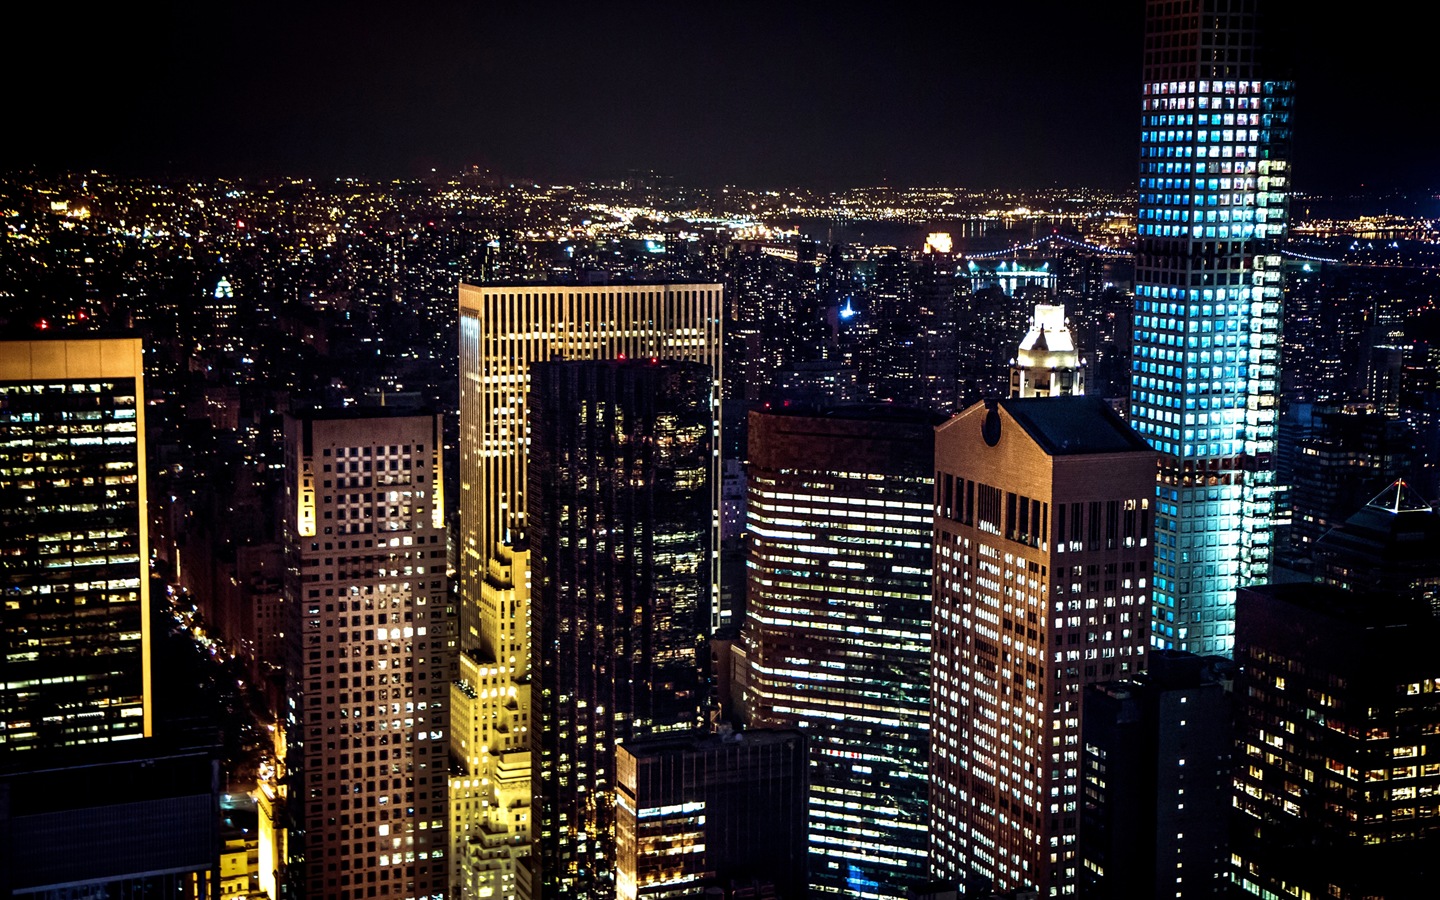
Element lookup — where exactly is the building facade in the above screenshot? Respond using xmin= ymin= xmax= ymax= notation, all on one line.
xmin=450 ymin=541 xmax=533 ymax=900
xmin=1079 ymin=651 xmax=1231 ymax=899
xmin=930 ymin=397 xmax=1155 ymax=897
xmin=741 ymin=406 xmax=938 ymax=899
xmin=615 ymin=729 xmax=808 ymax=900
xmin=1131 ymin=0 xmax=1293 ymax=654
xmin=457 ymin=282 xmax=723 ymax=639
xmin=0 ymin=338 xmax=152 ymax=752
xmin=282 ymin=409 xmax=451 ymax=900
xmin=527 ymin=359 xmax=712 ymax=900
xmin=1232 ymin=583 xmax=1440 ymax=898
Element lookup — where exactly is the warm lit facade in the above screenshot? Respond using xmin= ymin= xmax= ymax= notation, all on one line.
xmin=1231 ymin=583 xmax=1440 ymax=898
xmin=450 ymin=541 xmax=533 ymax=900
xmin=527 ymin=359 xmax=711 ymax=900
xmin=1131 ymin=0 xmax=1293 ymax=655
xmin=1010 ymin=304 xmax=1085 ymax=399
xmin=0 ymin=337 xmax=152 ymax=751
xmin=741 ymin=406 xmax=938 ymax=899
xmin=615 ymin=729 xmax=809 ymax=900
xmin=282 ymin=409 xmax=451 ymax=900
xmin=930 ymin=397 xmax=1155 ymax=897
xmin=456 ymin=282 xmax=723 ymax=640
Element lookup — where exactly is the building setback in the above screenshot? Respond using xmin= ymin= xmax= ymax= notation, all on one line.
xmin=741 ymin=405 xmax=938 ymax=899
xmin=930 ymin=397 xmax=1155 ymax=896
xmin=282 ymin=409 xmax=451 ymax=900
xmin=615 ymin=729 xmax=808 ymax=900
xmin=1130 ymin=0 xmax=1293 ymax=655
xmin=528 ymin=359 xmax=712 ymax=900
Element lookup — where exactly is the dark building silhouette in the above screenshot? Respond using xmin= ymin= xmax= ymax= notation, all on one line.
xmin=741 ymin=405 xmax=939 ymax=898
xmin=1079 ymin=651 xmax=1231 ymax=899
xmin=1231 ymin=583 xmax=1440 ymax=898
xmin=615 ymin=729 xmax=808 ymax=900
xmin=1286 ymin=406 xmax=1417 ymax=560
xmin=528 ymin=359 xmax=712 ymax=900
xmin=1313 ymin=479 xmax=1440 ymax=616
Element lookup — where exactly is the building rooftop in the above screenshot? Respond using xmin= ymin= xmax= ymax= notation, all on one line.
xmin=996 ymin=396 xmax=1151 ymax=456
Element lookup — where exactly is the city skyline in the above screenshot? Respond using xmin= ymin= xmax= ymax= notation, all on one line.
xmin=6 ymin=2 xmax=1431 ymax=193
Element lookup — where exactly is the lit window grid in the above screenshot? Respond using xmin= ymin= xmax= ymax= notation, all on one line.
xmin=744 ymin=469 xmax=933 ymax=900
xmin=1131 ymin=69 xmax=1292 ymax=658
xmin=284 ymin=417 xmax=450 ymax=899
xmin=0 ymin=339 xmax=152 ymax=752
xmin=457 ymin=284 xmax=724 ymax=640
xmin=930 ymin=497 xmax=1151 ymax=896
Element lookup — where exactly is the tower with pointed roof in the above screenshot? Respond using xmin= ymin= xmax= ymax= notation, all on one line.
xmin=1010 ymin=303 xmax=1086 ymax=398
xmin=1314 ymin=479 xmax=1440 ymax=616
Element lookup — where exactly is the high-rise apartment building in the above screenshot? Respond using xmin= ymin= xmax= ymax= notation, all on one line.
xmin=1011 ymin=304 xmax=1086 ymax=399
xmin=1232 ymin=583 xmax=1440 ymax=898
xmin=527 ymin=359 xmax=712 ymax=900
xmin=457 ymin=282 xmax=723 ymax=638
xmin=281 ymin=409 xmax=451 ymax=900
xmin=1131 ymin=0 xmax=1293 ymax=655
xmin=741 ymin=405 xmax=938 ymax=899
xmin=1 ymin=338 xmax=152 ymax=751
xmin=615 ymin=729 xmax=809 ymax=900
xmin=930 ymin=397 xmax=1155 ymax=897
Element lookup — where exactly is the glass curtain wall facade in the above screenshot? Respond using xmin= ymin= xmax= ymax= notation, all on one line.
xmin=1131 ymin=0 xmax=1292 ymax=654
xmin=0 ymin=338 xmax=151 ymax=752
xmin=742 ymin=406 xmax=937 ymax=900
xmin=456 ymin=283 xmax=723 ymax=643
xmin=527 ymin=359 xmax=712 ymax=900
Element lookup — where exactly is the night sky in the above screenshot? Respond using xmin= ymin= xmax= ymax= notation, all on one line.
xmin=8 ymin=2 xmax=1428 ymax=192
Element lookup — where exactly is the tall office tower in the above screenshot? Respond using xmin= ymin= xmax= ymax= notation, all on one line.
xmin=457 ymin=282 xmax=723 ymax=641
xmin=1231 ymin=583 xmax=1440 ymax=898
xmin=1131 ymin=0 xmax=1294 ymax=654
xmin=281 ymin=409 xmax=450 ymax=900
xmin=1078 ymin=651 xmax=1231 ymax=900
xmin=450 ymin=540 xmax=534 ymax=900
xmin=1313 ymin=480 xmax=1440 ymax=615
xmin=0 ymin=338 xmax=151 ymax=751
xmin=930 ymin=397 xmax=1155 ymax=897
xmin=527 ymin=359 xmax=712 ymax=900
xmin=1010 ymin=304 xmax=1086 ymax=399
xmin=615 ymin=729 xmax=809 ymax=900
xmin=741 ymin=406 xmax=938 ymax=900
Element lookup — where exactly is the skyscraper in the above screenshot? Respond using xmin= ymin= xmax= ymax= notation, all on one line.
xmin=1 ymin=337 xmax=152 ymax=751
xmin=1131 ymin=0 xmax=1293 ymax=655
xmin=741 ymin=405 xmax=938 ymax=899
xmin=1079 ymin=651 xmax=1232 ymax=900
xmin=1231 ymin=583 xmax=1440 ymax=898
xmin=281 ymin=409 xmax=451 ymax=900
xmin=527 ymin=359 xmax=712 ymax=900
xmin=457 ymin=282 xmax=723 ymax=639
xmin=930 ymin=397 xmax=1155 ymax=896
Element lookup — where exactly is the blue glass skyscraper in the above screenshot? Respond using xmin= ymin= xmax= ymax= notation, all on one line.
xmin=1131 ymin=0 xmax=1292 ymax=655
